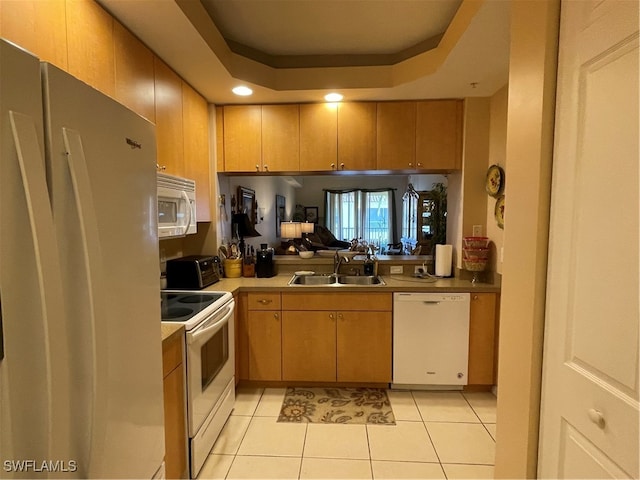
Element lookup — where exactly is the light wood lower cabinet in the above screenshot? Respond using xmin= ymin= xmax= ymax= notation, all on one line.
xmin=337 ymin=311 xmax=392 ymax=383
xmin=247 ymin=293 xmax=282 ymax=381
xmin=162 ymin=333 xmax=187 ymax=479
xmin=238 ymin=290 xmax=498 ymax=386
xmin=468 ymin=293 xmax=499 ymax=385
xmin=282 ymin=311 xmax=336 ymax=382
xmin=281 ymin=292 xmax=392 ymax=383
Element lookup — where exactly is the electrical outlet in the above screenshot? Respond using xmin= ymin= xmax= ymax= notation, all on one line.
xmin=390 ymin=266 xmax=403 ymax=274
xmin=414 ymin=266 xmax=424 ymax=274
xmin=472 ymin=225 xmax=483 ymax=237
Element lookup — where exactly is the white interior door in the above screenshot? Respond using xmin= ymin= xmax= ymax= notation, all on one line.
xmin=538 ymin=1 xmax=639 ymax=478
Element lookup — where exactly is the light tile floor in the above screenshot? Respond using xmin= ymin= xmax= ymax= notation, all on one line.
xmin=198 ymin=387 xmax=496 ymax=480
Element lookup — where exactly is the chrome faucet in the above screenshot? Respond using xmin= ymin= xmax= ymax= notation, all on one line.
xmin=334 ymin=251 xmax=350 ymax=275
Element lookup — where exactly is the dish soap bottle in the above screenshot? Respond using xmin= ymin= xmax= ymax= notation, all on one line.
xmin=363 ymin=251 xmax=375 ymax=275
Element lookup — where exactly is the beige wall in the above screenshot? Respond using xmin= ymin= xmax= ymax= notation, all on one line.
xmin=487 ymin=85 xmax=508 ymax=274
xmin=450 ymin=98 xmax=491 ymax=271
xmin=494 ymin=1 xmax=560 ymax=478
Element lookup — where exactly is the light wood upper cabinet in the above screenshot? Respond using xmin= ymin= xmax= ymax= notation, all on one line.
xmin=113 ymin=21 xmax=155 ymax=122
xmin=337 ymin=102 xmax=377 ymax=171
xmin=376 ymin=102 xmax=417 ymax=170
xmin=222 ymin=105 xmax=262 ymax=172
xmin=468 ymin=292 xmax=498 ymax=385
xmin=282 ymin=311 xmax=336 ymax=382
xmin=337 ymin=311 xmax=392 ymax=383
xmin=0 ymin=0 xmax=68 ymax=69
xmin=299 ymin=103 xmax=338 ymax=171
xmin=182 ymin=81 xmax=211 ymax=222
xmin=154 ymin=57 xmax=184 ymax=176
xmin=215 ymin=108 xmax=225 ymax=173
xmin=262 ymin=104 xmax=300 ymax=172
xmin=66 ymin=0 xmax=115 ymax=97
xmin=218 ymin=100 xmax=463 ymax=174
xmin=416 ymin=99 xmax=464 ymax=170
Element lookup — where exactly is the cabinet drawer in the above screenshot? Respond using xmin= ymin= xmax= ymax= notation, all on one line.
xmin=162 ymin=333 xmax=183 ymax=378
xmin=281 ymin=292 xmax=392 ymax=311
xmin=247 ymin=292 xmax=281 ymax=310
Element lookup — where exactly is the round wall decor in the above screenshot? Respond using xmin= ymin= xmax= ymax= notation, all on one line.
xmin=485 ymin=164 xmax=505 ymax=197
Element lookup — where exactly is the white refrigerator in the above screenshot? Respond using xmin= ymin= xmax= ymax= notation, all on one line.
xmin=0 ymin=39 xmax=165 ymax=478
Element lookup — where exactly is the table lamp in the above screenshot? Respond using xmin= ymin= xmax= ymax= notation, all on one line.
xmin=280 ymin=221 xmax=302 ymax=254
xmin=300 ymin=221 xmax=315 ymax=248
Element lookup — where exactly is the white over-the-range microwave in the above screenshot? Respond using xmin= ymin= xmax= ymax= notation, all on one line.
xmin=157 ymin=172 xmax=197 ymax=239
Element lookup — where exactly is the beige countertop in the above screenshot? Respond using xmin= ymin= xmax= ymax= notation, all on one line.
xmin=203 ymin=273 xmax=500 ymax=295
xmin=161 ymin=323 xmax=184 ymax=344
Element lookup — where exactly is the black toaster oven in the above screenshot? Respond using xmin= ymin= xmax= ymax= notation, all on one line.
xmin=166 ymin=255 xmax=219 ymax=289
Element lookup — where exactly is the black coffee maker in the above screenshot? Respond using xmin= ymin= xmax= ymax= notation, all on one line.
xmin=255 ymin=243 xmax=275 ymax=278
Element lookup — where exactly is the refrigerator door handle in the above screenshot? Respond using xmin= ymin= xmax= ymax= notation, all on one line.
xmin=62 ymin=127 xmax=109 ymax=473
xmin=9 ymin=110 xmax=72 ymax=460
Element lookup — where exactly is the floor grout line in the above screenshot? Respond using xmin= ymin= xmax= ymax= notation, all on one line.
xmin=208 ymin=387 xmax=497 ymax=479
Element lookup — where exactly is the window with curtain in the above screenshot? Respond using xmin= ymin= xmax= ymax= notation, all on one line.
xmin=324 ymin=188 xmax=397 ymax=248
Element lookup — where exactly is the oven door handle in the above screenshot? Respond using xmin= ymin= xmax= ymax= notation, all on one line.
xmin=186 ymin=303 xmax=235 ymax=346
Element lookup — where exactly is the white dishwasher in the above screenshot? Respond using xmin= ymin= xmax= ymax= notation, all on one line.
xmin=393 ymin=292 xmax=470 ymax=389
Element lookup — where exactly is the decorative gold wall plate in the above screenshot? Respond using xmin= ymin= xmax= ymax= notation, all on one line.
xmin=485 ymin=164 xmax=505 ymax=197
xmin=495 ymin=194 xmax=505 ymax=229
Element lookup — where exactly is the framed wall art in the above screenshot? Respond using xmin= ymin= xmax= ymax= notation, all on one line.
xmin=237 ymin=186 xmax=257 ymax=225
xmin=304 ymin=206 xmax=319 ymax=223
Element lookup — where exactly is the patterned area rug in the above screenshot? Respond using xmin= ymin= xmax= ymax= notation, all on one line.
xmin=277 ymin=387 xmax=395 ymax=425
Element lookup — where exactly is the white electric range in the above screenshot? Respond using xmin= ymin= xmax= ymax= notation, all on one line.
xmin=161 ymin=290 xmax=235 ymax=478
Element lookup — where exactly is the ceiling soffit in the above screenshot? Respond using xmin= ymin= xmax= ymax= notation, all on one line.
xmin=199 ymin=0 xmax=462 ymax=69
xmin=176 ymin=0 xmax=484 ymax=91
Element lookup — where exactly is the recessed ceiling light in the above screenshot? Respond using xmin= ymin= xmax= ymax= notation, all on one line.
xmin=232 ymin=86 xmax=253 ymax=96
xmin=324 ymin=92 xmax=343 ymax=102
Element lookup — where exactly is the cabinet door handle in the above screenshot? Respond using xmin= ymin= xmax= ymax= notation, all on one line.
xmin=588 ymin=408 xmax=605 ymax=428
xmin=255 ymin=165 xmax=260 ymax=171
xmin=473 ymin=295 xmax=479 ymax=300
xmin=337 ymin=313 xmax=343 ymax=320
xmin=263 ymin=164 xmax=269 ymax=171
xmin=258 ymin=299 xmax=273 ymax=305
xmin=329 ymin=313 xmax=335 ymax=320
xmin=417 ymin=162 xmax=422 ymax=167
xmin=340 ymin=163 xmax=345 ymax=170
xmin=274 ymin=313 xmax=279 ymax=320
xmin=330 ymin=163 xmax=336 ymax=170
xmin=408 ymin=162 xmax=413 ymax=167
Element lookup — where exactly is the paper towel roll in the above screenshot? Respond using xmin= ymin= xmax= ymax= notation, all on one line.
xmin=435 ymin=244 xmax=453 ymax=277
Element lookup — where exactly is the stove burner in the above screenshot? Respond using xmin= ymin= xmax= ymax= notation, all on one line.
xmin=160 ymin=290 xmax=230 ymax=324
xmin=178 ymin=294 xmax=220 ymax=304
xmin=163 ymin=307 xmax=194 ymax=319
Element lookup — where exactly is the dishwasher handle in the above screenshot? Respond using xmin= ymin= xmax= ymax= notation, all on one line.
xmin=423 ymin=301 xmax=441 ymax=305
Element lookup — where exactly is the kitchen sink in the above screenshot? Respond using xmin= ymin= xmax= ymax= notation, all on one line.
xmin=289 ymin=274 xmax=337 ymax=285
xmin=337 ymin=275 xmax=384 ymax=285
xmin=288 ymin=274 xmax=386 ymax=287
